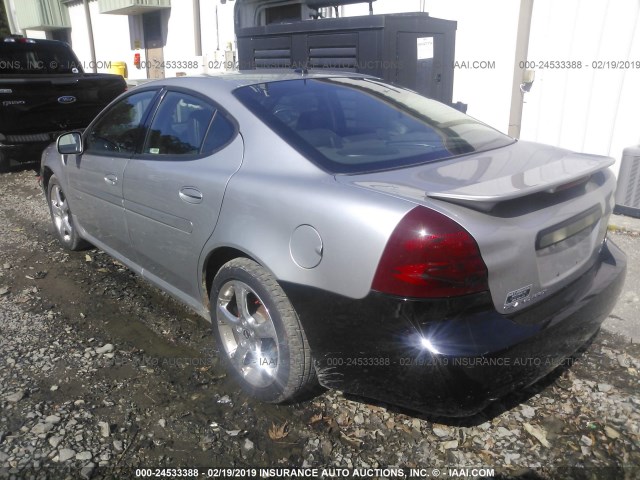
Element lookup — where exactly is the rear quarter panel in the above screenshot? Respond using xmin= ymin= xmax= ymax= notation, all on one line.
xmin=199 ymin=116 xmax=413 ymax=300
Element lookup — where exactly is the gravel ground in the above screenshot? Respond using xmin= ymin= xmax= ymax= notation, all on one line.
xmin=1 ymin=168 xmax=639 ymax=479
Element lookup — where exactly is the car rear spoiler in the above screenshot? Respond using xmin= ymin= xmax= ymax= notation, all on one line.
xmin=426 ymin=154 xmax=615 ymax=211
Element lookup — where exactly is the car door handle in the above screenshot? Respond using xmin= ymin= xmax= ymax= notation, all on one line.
xmin=104 ymin=174 xmax=118 ymax=186
xmin=179 ymin=187 xmax=203 ymax=204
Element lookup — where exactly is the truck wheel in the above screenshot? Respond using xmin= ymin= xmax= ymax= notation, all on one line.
xmin=0 ymin=152 xmax=9 ymax=173
xmin=211 ymin=258 xmax=317 ymax=403
xmin=47 ymin=175 xmax=89 ymax=250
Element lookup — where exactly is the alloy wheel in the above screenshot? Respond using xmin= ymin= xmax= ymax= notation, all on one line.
xmin=50 ymin=184 xmax=73 ymax=244
xmin=216 ymin=280 xmax=280 ymax=388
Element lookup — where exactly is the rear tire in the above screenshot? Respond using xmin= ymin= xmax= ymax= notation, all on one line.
xmin=46 ymin=175 xmax=89 ymax=251
xmin=210 ymin=258 xmax=317 ymax=403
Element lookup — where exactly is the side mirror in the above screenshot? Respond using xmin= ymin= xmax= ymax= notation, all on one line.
xmin=57 ymin=132 xmax=83 ymax=155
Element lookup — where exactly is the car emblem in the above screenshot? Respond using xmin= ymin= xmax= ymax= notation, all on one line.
xmin=504 ymin=284 xmax=532 ymax=309
xmin=58 ymin=96 xmax=77 ymax=104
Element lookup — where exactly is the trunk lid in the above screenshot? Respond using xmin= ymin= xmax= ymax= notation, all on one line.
xmin=337 ymin=140 xmax=616 ymax=315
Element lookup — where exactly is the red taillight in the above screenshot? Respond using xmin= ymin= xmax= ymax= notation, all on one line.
xmin=372 ymin=207 xmax=489 ymax=298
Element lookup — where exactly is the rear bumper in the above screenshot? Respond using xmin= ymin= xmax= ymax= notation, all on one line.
xmin=282 ymin=239 xmax=626 ymax=416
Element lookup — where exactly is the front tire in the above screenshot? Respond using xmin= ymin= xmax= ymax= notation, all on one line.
xmin=211 ymin=258 xmax=317 ymax=403
xmin=47 ymin=175 xmax=89 ymax=251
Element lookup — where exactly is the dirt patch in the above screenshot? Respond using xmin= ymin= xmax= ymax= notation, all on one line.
xmin=1 ymin=169 xmax=639 ymax=478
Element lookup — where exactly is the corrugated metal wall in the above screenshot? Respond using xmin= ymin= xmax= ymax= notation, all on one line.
xmin=521 ymin=0 xmax=640 ymax=168
xmin=14 ymin=0 xmax=70 ymax=30
xmin=98 ymin=0 xmax=170 ymax=15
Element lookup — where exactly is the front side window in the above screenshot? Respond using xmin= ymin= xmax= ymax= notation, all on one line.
xmin=86 ymin=90 xmax=157 ymax=155
xmin=234 ymin=77 xmax=515 ymax=174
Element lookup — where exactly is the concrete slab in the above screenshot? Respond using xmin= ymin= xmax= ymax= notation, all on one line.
xmin=609 ymin=213 xmax=640 ymax=235
xmin=604 ymin=231 xmax=640 ymax=342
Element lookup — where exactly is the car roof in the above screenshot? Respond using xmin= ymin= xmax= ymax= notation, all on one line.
xmin=142 ymin=70 xmax=374 ymax=93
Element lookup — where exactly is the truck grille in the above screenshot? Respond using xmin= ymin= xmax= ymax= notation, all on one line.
xmin=309 ymin=46 xmax=358 ymax=70
xmin=254 ymin=48 xmax=292 ymax=68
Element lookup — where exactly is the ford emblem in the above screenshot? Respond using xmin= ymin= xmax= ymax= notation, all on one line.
xmin=58 ymin=96 xmax=77 ymax=104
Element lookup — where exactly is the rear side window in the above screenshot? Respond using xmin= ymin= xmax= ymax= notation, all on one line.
xmin=202 ymin=113 xmax=235 ymax=152
xmin=234 ymin=77 xmax=515 ymax=174
xmin=143 ymin=91 xmax=235 ymax=156
xmin=86 ymin=90 xmax=157 ymax=155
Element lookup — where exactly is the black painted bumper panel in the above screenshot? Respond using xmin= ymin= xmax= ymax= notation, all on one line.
xmin=282 ymin=240 xmax=626 ymax=416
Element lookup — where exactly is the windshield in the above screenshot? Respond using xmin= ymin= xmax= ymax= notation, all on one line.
xmin=234 ymin=77 xmax=515 ymax=174
xmin=0 ymin=42 xmax=82 ymax=74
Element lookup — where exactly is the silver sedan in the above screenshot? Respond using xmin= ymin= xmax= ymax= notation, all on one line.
xmin=40 ymin=72 xmax=626 ymax=416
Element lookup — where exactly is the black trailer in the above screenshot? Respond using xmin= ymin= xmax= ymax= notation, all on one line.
xmin=234 ymin=0 xmax=457 ymax=105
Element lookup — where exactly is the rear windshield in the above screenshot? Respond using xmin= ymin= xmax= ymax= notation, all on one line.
xmin=0 ymin=42 xmax=81 ymax=74
xmin=234 ymin=77 xmax=514 ymax=174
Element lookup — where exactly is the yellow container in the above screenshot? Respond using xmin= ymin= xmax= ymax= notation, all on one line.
xmin=109 ymin=61 xmax=128 ymax=79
